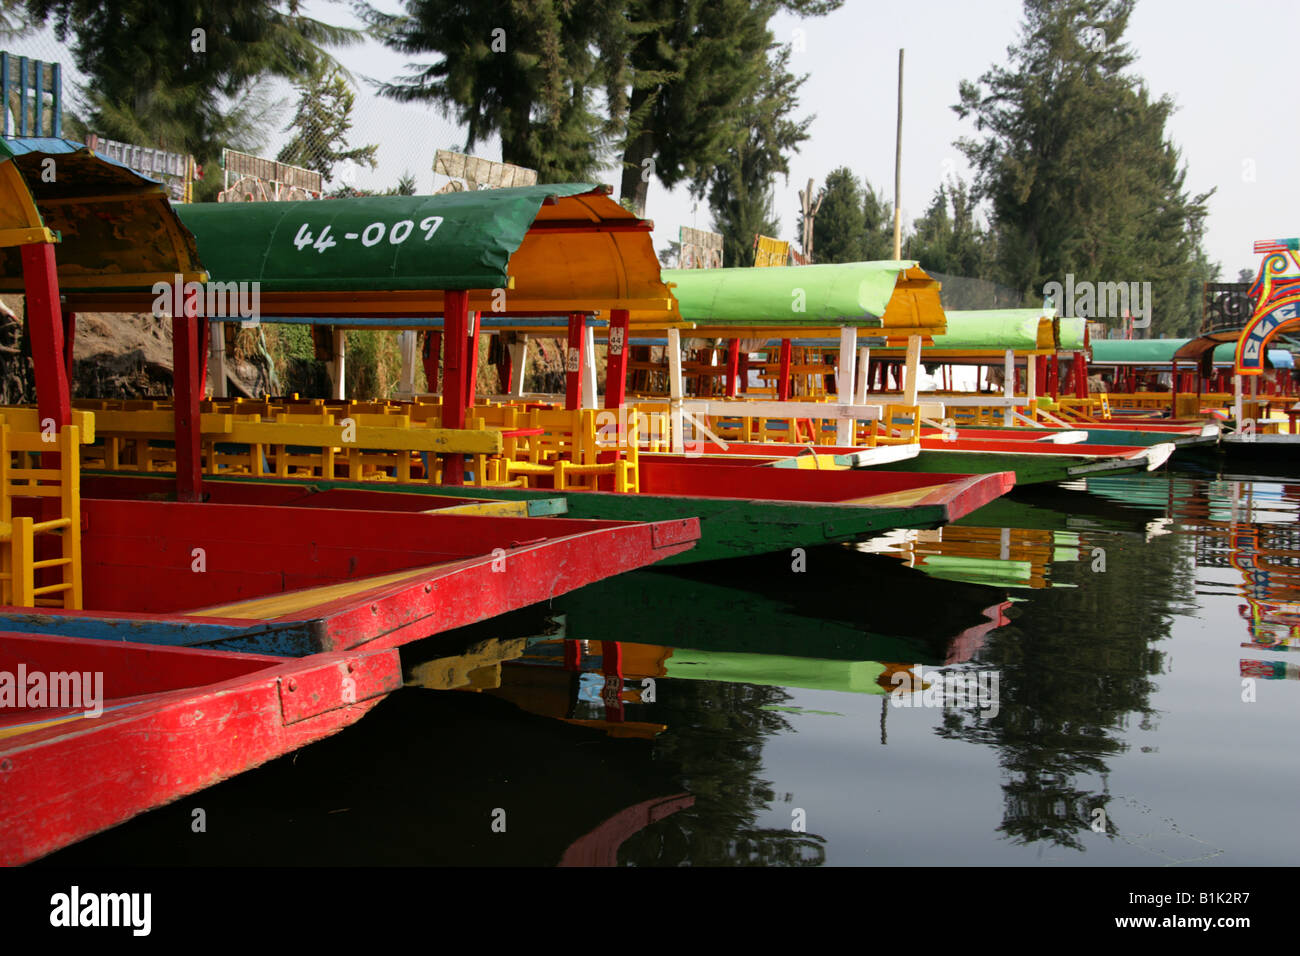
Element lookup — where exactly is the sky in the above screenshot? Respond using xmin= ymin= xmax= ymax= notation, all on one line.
xmin=11 ymin=0 xmax=1297 ymax=280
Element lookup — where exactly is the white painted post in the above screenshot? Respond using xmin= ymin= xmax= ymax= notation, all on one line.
xmin=397 ymin=330 xmax=417 ymax=400
xmin=903 ymin=335 xmax=922 ymax=406
xmin=508 ymin=338 xmax=527 ymax=398
xmin=1234 ymin=374 xmax=1243 ymax=433
xmin=1003 ymin=348 xmax=1014 ymax=426
xmin=581 ymin=325 xmax=597 ymax=409
xmin=210 ymin=322 xmax=228 ymax=399
xmin=328 ymin=328 xmax=347 ymax=400
xmin=855 ymin=346 xmax=870 ymax=404
xmin=836 ymin=326 xmax=857 ymax=443
xmin=1026 ymin=353 xmax=1037 ymax=414
xmin=668 ymin=328 xmax=684 ymax=453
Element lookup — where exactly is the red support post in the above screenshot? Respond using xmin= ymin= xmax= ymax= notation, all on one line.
xmin=605 ymin=309 xmax=630 ymax=409
xmin=778 ymin=339 xmax=793 ymax=401
xmin=172 ymin=288 xmax=202 ymax=502
xmin=198 ymin=317 xmax=210 ymax=398
xmin=725 ymin=339 xmax=740 ymax=398
xmin=61 ymin=310 xmax=76 ymax=389
xmin=440 ymin=290 xmax=470 ymax=486
xmin=21 ymin=243 xmax=70 ymax=429
xmin=565 ymin=312 xmax=584 ymax=411
xmin=1051 ymin=354 xmax=1061 ymax=399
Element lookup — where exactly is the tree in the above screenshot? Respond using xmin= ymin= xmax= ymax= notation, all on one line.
xmin=806 ymin=167 xmax=864 ymax=263
xmin=23 ymin=0 xmax=359 ymax=198
xmin=612 ymin=0 xmax=840 ymax=216
xmin=906 ymin=179 xmax=994 ymax=277
xmin=277 ymin=64 xmax=378 ymax=182
xmin=954 ymin=0 xmax=1213 ymax=335
xmin=705 ymin=45 xmax=811 ymax=267
xmin=363 ymin=0 xmax=618 ymax=182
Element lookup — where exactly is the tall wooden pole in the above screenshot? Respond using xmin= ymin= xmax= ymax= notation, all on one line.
xmin=893 ymin=49 xmax=904 ymax=261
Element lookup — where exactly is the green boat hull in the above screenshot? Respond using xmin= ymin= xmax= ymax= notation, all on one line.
xmin=101 ymin=472 xmax=959 ymax=565
xmin=872 ymin=450 xmax=1148 ymax=486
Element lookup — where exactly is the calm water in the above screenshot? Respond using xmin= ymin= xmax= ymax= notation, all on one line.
xmin=43 ymin=467 xmax=1300 ymax=866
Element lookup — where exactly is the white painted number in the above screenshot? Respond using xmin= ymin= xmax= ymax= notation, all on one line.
xmin=294 ymin=216 xmax=446 ymax=252
xmin=389 ymin=219 xmax=414 ymax=245
xmin=313 ymin=225 xmax=337 ymax=253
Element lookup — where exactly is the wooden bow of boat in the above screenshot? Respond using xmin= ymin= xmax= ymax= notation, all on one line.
xmin=0 ymin=631 xmax=403 ymax=866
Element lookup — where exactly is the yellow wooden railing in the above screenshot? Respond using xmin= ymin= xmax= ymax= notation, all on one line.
xmin=0 ymin=424 xmax=84 ymax=610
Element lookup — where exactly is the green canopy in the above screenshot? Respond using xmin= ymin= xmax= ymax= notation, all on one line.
xmin=174 ymin=184 xmax=597 ymax=293
xmin=652 ymin=260 xmax=946 ymax=337
xmin=1091 ymin=338 xmax=1240 ymax=365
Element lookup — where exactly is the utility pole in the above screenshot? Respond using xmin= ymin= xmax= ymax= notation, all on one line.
xmin=893 ymin=48 xmax=904 ymax=260
xmin=799 ymin=178 xmax=823 ymax=263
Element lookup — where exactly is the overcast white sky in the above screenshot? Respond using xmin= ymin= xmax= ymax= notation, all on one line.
xmin=15 ymin=0 xmax=1293 ymax=280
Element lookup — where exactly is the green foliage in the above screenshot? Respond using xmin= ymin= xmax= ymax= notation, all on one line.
xmin=906 ymin=180 xmax=994 ymax=277
xmin=362 ymin=0 xmax=619 ymax=182
xmin=277 ymin=63 xmax=378 ymax=181
xmin=954 ymin=0 xmax=1214 ymax=334
xmin=706 ymin=44 xmax=811 ymax=267
xmin=22 ymin=0 xmax=360 ymax=199
xmin=802 ymin=167 xmax=894 ymax=264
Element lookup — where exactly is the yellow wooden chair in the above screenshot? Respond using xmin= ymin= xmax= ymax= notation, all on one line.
xmin=0 ymin=424 xmax=83 ymax=609
xmin=872 ymin=405 xmax=921 ymax=445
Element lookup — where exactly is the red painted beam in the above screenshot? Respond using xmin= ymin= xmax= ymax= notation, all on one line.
xmin=565 ymin=312 xmax=584 ymax=411
xmin=778 ymin=339 xmax=793 ymax=401
xmin=605 ymin=309 xmax=630 ymax=409
xmin=173 ymin=289 xmax=203 ymax=502
xmin=440 ymin=291 xmax=469 ymax=485
xmin=21 ymin=243 xmax=69 ymax=428
xmin=726 ymin=339 xmax=740 ymax=397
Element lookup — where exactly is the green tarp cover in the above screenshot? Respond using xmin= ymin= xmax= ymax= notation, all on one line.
xmin=662 ymin=261 xmax=916 ymax=326
xmin=1092 ymin=338 xmax=1241 ymax=365
xmin=926 ymin=309 xmax=1049 ymax=351
xmin=1059 ymin=317 xmax=1086 ymax=350
xmin=173 ymin=183 xmax=598 ymax=292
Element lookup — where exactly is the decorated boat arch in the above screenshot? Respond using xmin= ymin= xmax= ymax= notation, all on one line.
xmin=1235 ymin=240 xmax=1300 ymax=376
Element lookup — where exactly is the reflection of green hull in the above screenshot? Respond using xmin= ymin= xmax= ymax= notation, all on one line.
xmin=664 ymin=649 xmax=888 ymax=695
xmin=552 ymin=548 xmax=1009 ymax=665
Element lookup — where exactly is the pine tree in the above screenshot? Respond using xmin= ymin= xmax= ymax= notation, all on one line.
xmin=705 ymin=45 xmax=811 ymax=267
xmin=612 ymin=0 xmax=839 ymax=216
xmin=24 ymin=0 xmax=360 ymax=198
xmin=277 ymin=65 xmax=378 ymax=182
xmin=363 ymin=0 xmax=618 ymax=182
xmin=954 ymin=0 xmax=1213 ymax=334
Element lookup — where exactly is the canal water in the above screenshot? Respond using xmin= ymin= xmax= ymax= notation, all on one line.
xmin=42 ymin=466 xmax=1300 ymax=866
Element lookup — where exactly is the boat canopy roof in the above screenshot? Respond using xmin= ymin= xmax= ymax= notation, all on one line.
xmin=868 ymin=308 xmax=1058 ymax=359
xmin=1091 ymin=337 xmax=1294 ymax=368
xmin=638 ymin=261 xmax=946 ymax=342
xmin=47 ymin=182 xmax=676 ymax=321
xmin=0 ymin=138 xmax=204 ymax=292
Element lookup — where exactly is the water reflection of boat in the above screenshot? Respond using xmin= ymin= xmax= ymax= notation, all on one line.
xmin=41 ymin=686 xmax=693 ymax=866
xmin=862 ymin=525 xmax=1083 ymax=589
xmin=547 ymin=547 xmax=1010 ymax=664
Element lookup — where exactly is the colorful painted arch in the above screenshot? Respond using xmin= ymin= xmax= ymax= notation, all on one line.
xmin=1235 ymin=250 xmax=1300 ymax=375
xmin=0 ymin=137 xmax=204 ymax=290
